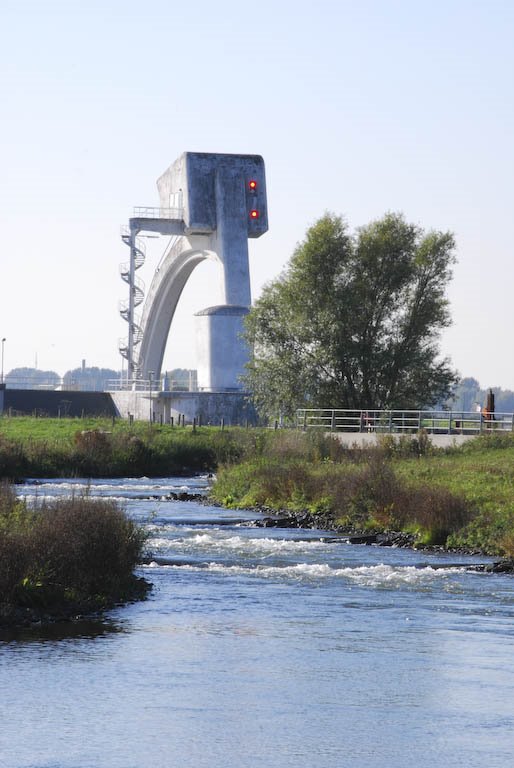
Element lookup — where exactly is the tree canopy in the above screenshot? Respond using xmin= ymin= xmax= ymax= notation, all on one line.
xmin=63 ymin=366 xmax=118 ymax=391
xmin=449 ymin=378 xmax=514 ymax=413
xmin=244 ymin=212 xmax=458 ymax=417
xmin=5 ymin=367 xmax=60 ymax=389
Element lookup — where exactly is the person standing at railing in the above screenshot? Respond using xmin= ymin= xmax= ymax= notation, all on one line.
xmin=362 ymin=410 xmax=374 ymax=432
xmin=482 ymin=389 xmax=495 ymax=418
xmin=481 ymin=389 xmax=495 ymax=428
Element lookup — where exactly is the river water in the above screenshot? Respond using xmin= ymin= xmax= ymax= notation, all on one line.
xmin=1 ymin=476 xmax=513 ymax=768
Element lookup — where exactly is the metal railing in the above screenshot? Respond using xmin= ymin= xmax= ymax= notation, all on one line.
xmin=296 ymin=408 xmax=514 ymax=435
xmin=107 ymin=378 xmax=194 ymax=392
xmin=107 ymin=378 xmax=156 ymax=392
xmin=132 ymin=206 xmax=183 ymax=220
xmin=2 ymin=379 xmax=62 ymax=390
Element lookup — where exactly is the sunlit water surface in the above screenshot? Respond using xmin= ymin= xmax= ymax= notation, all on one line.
xmin=1 ymin=477 xmax=513 ymax=768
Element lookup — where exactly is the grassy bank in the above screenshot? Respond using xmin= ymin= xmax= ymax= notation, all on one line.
xmin=0 ymin=416 xmax=261 ymax=479
xmin=2 ymin=416 xmax=513 ymax=556
xmin=394 ymin=434 xmax=514 ymax=553
xmin=0 ymin=482 xmax=148 ymax=627
xmin=210 ymin=431 xmax=514 ymax=556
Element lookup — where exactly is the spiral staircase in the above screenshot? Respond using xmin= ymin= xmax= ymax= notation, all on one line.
xmin=118 ymin=226 xmax=146 ymax=378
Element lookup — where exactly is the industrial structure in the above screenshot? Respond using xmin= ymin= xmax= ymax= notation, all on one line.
xmin=113 ymin=152 xmax=268 ymax=423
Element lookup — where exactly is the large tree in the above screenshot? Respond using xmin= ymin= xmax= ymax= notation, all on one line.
xmin=244 ymin=212 xmax=458 ymax=417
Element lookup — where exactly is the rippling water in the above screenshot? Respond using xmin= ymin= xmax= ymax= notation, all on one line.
xmin=1 ymin=477 xmax=513 ymax=768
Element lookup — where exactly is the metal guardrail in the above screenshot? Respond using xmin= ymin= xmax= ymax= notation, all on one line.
xmin=107 ymin=379 xmax=156 ymax=392
xmin=3 ymin=378 xmax=63 ymax=390
xmin=107 ymin=378 xmax=196 ymax=393
xmin=296 ymin=409 xmax=514 ymax=435
xmin=132 ymin=206 xmax=183 ymax=220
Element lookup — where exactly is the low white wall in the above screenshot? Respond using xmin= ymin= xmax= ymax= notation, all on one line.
xmin=327 ymin=431 xmax=477 ymax=448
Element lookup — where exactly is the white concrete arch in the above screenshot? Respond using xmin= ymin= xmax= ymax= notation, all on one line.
xmin=136 ymin=235 xmax=218 ymax=380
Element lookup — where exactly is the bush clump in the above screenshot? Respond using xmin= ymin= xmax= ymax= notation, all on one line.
xmin=0 ymin=482 xmax=149 ymax=626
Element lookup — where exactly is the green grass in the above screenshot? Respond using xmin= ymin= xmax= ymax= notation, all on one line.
xmin=2 ymin=417 xmax=513 ymax=556
xmin=0 ymin=416 xmax=267 ymax=479
xmin=0 ymin=416 xmax=112 ymax=441
xmin=393 ymin=434 xmax=514 ymax=553
xmin=210 ymin=431 xmax=514 ymax=556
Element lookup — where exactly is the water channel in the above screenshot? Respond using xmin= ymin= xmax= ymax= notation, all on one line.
xmin=1 ymin=476 xmax=513 ymax=768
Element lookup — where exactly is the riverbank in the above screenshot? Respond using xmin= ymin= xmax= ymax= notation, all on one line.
xmin=210 ymin=430 xmax=514 ymax=558
xmin=0 ymin=416 xmax=258 ymax=479
xmin=1 ymin=417 xmax=513 ymax=560
xmin=242 ymin=507 xmax=514 ymax=573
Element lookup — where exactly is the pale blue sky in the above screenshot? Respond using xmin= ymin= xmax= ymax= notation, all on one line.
xmin=1 ymin=0 xmax=513 ymax=389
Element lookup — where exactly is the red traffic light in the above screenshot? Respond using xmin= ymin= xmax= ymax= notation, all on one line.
xmin=250 ymin=209 xmax=259 ymax=219
xmin=248 ymin=179 xmax=258 ymax=191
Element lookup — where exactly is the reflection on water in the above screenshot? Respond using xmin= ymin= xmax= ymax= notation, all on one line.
xmin=1 ymin=476 xmax=513 ymax=768
xmin=0 ymin=618 xmax=124 ymax=646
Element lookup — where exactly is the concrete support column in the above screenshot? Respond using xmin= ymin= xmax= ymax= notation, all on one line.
xmin=195 ymin=306 xmax=249 ymax=391
xmin=214 ymin=168 xmax=251 ymax=307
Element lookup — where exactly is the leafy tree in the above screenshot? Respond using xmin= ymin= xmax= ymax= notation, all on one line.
xmin=449 ymin=379 xmax=514 ymax=412
xmin=166 ymin=368 xmax=198 ymax=391
xmin=5 ymin=367 xmax=60 ymax=389
xmin=62 ymin=366 xmax=118 ymax=391
xmin=244 ymin=212 xmax=458 ymax=417
xmin=494 ymin=388 xmax=514 ymax=412
xmin=447 ymin=377 xmax=482 ymax=411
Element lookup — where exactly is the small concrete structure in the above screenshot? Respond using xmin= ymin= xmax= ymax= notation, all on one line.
xmin=110 ymin=389 xmax=255 ymax=426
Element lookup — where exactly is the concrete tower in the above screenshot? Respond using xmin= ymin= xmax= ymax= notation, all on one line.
xmin=119 ymin=152 xmax=268 ymax=393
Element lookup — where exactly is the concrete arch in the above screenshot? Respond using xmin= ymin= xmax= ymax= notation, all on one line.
xmin=136 ymin=235 xmax=218 ymax=380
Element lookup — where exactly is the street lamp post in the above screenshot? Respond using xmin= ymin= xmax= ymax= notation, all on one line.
xmin=1 ymin=338 xmax=5 ymax=386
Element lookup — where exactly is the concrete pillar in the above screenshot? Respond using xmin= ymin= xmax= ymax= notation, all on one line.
xmin=195 ymin=306 xmax=249 ymax=391
xmin=213 ymin=167 xmax=251 ymax=307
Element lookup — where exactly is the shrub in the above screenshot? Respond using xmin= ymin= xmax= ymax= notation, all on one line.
xmin=447 ymin=507 xmax=514 ymax=554
xmin=377 ymin=430 xmax=435 ymax=458
xmin=0 ymin=435 xmax=28 ymax=479
xmin=261 ymin=430 xmax=349 ymax=464
xmin=0 ymin=481 xmax=18 ymax=520
xmin=341 ymin=458 xmax=399 ymax=526
xmin=498 ymin=531 xmax=514 ymax=558
xmin=461 ymin=432 xmax=514 ymax=452
xmin=0 ymin=484 xmax=148 ymax=616
xmin=406 ymin=485 xmax=473 ymax=544
xmin=30 ymin=496 xmax=147 ymax=598
xmin=0 ymin=528 xmax=33 ymax=602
